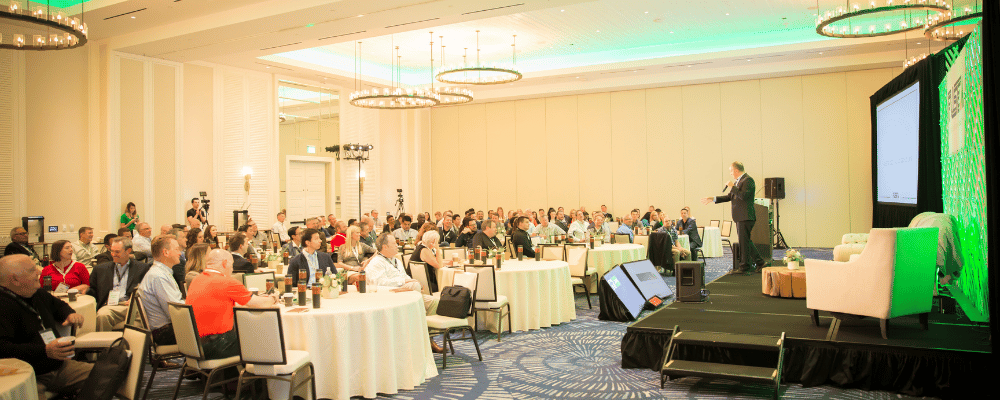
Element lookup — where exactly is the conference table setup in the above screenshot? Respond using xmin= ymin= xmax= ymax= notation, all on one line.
xmin=700 ymin=227 xmax=724 ymax=257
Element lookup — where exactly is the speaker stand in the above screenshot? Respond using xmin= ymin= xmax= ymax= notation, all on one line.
xmin=772 ymin=199 xmax=788 ymax=250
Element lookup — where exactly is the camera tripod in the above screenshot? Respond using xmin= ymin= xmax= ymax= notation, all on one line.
xmin=772 ymin=199 xmax=788 ymax=250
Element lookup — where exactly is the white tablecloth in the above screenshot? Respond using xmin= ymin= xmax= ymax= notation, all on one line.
xmin=438 ymin=260 xmax=576 ymax=332
xmin=61 ymin=295 xmax=96 ymax=335
xmin=0 ymin=359 xmax=37 ymax=400
xmin=586 ymin=244 xmax=647 ymax=292
xmin=678 ymin=235 xmax=691 ymax=253
xmin=702 ymin=227 xmax=723 ymax=257
xmin=275 ymin=291 xmax=437 ymax=400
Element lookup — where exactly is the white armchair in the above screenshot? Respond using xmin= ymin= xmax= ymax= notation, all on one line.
xmin=806 ymin=227 xmax=938 ymax=339
xmin=832 ymin=233 xmax=869 ymax=262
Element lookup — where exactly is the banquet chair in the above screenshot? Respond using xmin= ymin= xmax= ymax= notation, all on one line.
xmin=167 ymin=302 xmax=242 ymax=400
xmin=408 ymin=261 xmax=433 ymax=295
xmin=720 ymin=220 xmax=733 ymax=252
xmin=233 ymin=307 xmax=317 ymax=400
xmin=118 ymin=325 xmax=150 ymax=400
xmin=609 ymin=221 xmax=619 ymax=232
xmin=539 ymin=244 xmax=564 ymax=261
xmin=441 ymin=247 xmax=467 ymax=263
xmin=698 ymin=227 xmax=705 ymax=241
xmin=233 ymin=273 xmax=245 ymax=287
xmin=709 ymin=220 xmax=721 ymax=228
xmin=464 ymin=265 xmax=511 ymax=342
xmin=505 ymin=238 xmax=515 ymax=257
xmin=135 ymin=294 xmax=183 ymax=400
xmin=270 ymin=231 xmax=282 ymax=245
xmin=613 ymin=234 xmax=632 ymax=244
xmin=243 ymin=272 xmax=275 ymax=293
xmin=565 ymin=244 xmax=594 ymax=309
xmin=402 ymin=253 xmax=412 ymax=273
xmin=634 ymin=234 xmax=650 ymax=252
xmin=426 ymin=271 xmax=483 ymax=369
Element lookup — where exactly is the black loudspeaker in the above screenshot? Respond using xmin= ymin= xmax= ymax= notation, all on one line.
xmin=674 ymin=261 xmax=705 ymax=302
xmin=765 ymin=177 xmax=785 ymax=199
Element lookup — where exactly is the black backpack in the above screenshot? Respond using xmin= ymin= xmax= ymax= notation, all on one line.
xmin=436 ymin=286 xmax=473 ymax=319
xmin=76 ymin=338 xmax=132 ymax=400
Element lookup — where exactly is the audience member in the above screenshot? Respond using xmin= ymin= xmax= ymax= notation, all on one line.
xmin=117 ymin=227 xmax=133 ymax=239
xmin=533 ymin=215 xmax=566 ymax=239
xmin=227 ymin=233 xmax=254 ymax=274
xmin=567 ymin=211 xmax=589 ymax=243
xmin=511 ymin=216 xmax=535 ymax=258
xmin=471 ymin=220 xmax=503 ymax=250
xmin=323 ymin=214 xmax=338 ymax=237
xmin=88 ymin=237 xmax=149 ymax=331
xmin=283 ymin=227 xmax=303 ymax=259
xmin=305 ymin=217 xmax=320 ymax=230
xmin=392 ymin=215 xmax=419 ymax=242
xmin=630 ymin=209 xmax=648 ymax=229
xmin=186 ymin=228 xmax=205 ymax=247
xmin=592 ymin=213 xmax=611 ymax=242
xmin=336 ymin=226 xmax=376 ymax=275
xmin=455 ymin=217 xmax=478 ymax=248
xmin=184 ymin=244 xmax=210 ymax=290
xmin=329 ymin=221 xmax=348 ymax=249
xmin=0 ymin=254 xmax=91 ymax=398
xmin=675 ymin=207 xmax=702 ymax=252
xmin=136 ymin=235 xmax=184 ymax=350
xmin=133 ymin=223 xmax=153 ymax=257
xmin=120 ymin=202 xmax=139 ymax=231
xmin=204 ymin=225 xmax=219 ymax=249
xmin=371 ymin=210 xmax=381 ymax=227
xmin=288 ymin=228 xmax=335 ymax=287
xmin=553 ymin=210 xmax=569 ymax=232
xmin=40 ymin=241 xmax=90 ymax=293
xmin=4 ymin=227 xmax=41 ymax=264
xmin=600 ymin=205 xmax=613 ymax=221
xmin=439 ymin=215 xmax=459 ymax=245
xmin=186 ymin=198 xmax=208 ymax=226
xmin=160 ymin=224 xmax=173 ymax=236
xmin=360 ymin=217 xmax=377 ymax=247
xmin=410 ymin=231 xmax=444 ymax=292
xmin=94 ymin=233 xmax=116 ymax=265
xmin=642 ymin=205 xmax=655 ymax=224
xmin=71 ymin=227 xmax=100 ymax=266
xmin=383 ymin=215 xmax=396 ymax=234
xmin=617 ymin=216 xmax=636 ymax=242
xmin=272 ymin=210 xmax=289 ymax=244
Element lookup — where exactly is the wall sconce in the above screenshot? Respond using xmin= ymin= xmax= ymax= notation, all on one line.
xmin=242 ymin=166 xmax=253 ymax=193
xmin=359 ymin=169 xmax=366 ymax=192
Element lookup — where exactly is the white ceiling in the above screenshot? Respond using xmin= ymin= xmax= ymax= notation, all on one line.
xmin=83 ymin=0 xmax=957 ymax=102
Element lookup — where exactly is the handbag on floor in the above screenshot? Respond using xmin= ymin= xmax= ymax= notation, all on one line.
xmin=76 ymin=338 xmax=132 ymax=400
xmin=436 ymin=286 xmax=472 ymax=319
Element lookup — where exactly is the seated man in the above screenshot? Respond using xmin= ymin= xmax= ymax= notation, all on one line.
xmin=591 ymin=213 xmax=612 ymax=242
xmin=88 ymin=237 xmax=150 ymax=331
xmin=136 ymin=236 xmax=184 ymax=349
xmin=532 ymin=215 xmax=566 ymax=239
xmin=227 ymin=233 xmax=255 ymax=274
xmin=438 ymin=215 xmax=459 ymax=246
xmin=510 ymin=216 xmax=535 ymax=258
xmin=94 ymin=234 xmax=117 ymax=265
xmin=329 ymin=221 xmax=348 ymax=249
xmin=4 ymin=227 xmax=41 ymax=265
xmin=288 ymin=229 xmax=336 ymax=287
xmin=567 ymin=211 xmax=590 ymax=243
xmin=657 ymin=214 xmax=691 ymax=260
xmin=359 ymin=217 xmax=377 ymax=247
xmin=0 ymin=254 xmax=91 ymax=398
xmin=71 ymin=227 xmax=101 ymax=266
xmin=616 ymin=216 xmax=636 ymax=243
xmin=132 ymin=223 xmax=154 ymax=258
xmin=675 ymin=207 xmax=702 ymax=252
xmin=471 ymin=220 xmax=503 ymax=251
xmin=455 ymin=217 xmax=479 ymax=248
xmin=392 ymin=215 xmax=419 ymax=243
xmin=187 ymin=249 xmax=279 ymax=360
xmin=282 ymin=226 xmax=303 ymax=259
xmin=116 ymin=227 xmax=133 ymax=239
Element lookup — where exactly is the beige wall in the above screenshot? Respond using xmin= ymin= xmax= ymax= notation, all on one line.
xmin=181 ymin=63 xmax=215 ymax=212
xmin=429 ymin=68 xmax=900 ymax=247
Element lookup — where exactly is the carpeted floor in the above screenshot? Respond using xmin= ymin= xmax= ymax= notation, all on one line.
xmin=145 ymin=247 xmax=935 ymax=399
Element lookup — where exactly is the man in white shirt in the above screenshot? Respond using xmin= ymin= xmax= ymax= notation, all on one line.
xmin=136 ymin=236 xmax=184 ymax=353
xmin=71 ymin=227 xmax=100 ymax=266
xmin=392 ymin=215 xmax=419 ymax=242
xmin=365 ymin=233 xmax=437 ymax=314
xmin=532 ymin=215 xmax=566 ymax=239
xmin=370 ymin=210 xmax=381 ymax=228
xmin=132 ymin=223 xmax=153 ymax=258
xmin=567 ymin=211 xmax=590 ymax=243
xmin=592 ymin=213 xmax=612 ymax=242
xmin=272 ymin=211 xmax=289 ymax=244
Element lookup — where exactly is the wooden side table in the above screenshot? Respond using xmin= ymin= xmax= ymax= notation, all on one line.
xmin=761 ymin=266 xmax=807 ymax=298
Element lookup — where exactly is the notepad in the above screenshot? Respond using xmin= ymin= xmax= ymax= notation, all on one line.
xmin=287 ymin=307 xmax=310 ymax=313
xmin=0 ymin=366 xmax=19 ymax=376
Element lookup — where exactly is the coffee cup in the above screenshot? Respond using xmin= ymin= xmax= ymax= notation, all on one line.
xmin=59 ymin=336 xmax=76 ymax=358
xmin=67 ymin=289 xmax=78 ymax=302
xmin=249 ymin=288 xmax=259 ymax=296
xmin=283 ymin=293 xmax=294 ymax=307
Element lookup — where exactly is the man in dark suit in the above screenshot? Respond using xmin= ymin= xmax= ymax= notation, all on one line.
xmin=87 ymin=237 xmax=150 ymax=331
xmin=702 ymin=161 xmax=766 ymax=273
xmin=228 ymin=233 xmax=254 ymax=274
xmin=94 ymin=234 xmax=117 ymax=265
xmin=288 ymin=228 xmax=336 ymax=287
xmin=4 ymin=227 xmax=41 ymax=265
xmin=471 ymin=220 xmax=503 ymax=251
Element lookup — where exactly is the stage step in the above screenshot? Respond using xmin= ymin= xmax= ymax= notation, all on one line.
xmin=662 ymin=360 xmax=776 ymax=383
xmin=670 ymin=331 xmax=781 ymax=351
xmin=661 ymin=325 xmax=785 ymax=400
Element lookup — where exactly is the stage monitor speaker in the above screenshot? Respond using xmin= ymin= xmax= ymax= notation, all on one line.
xmin=674 ymin=261 xmax=705 ymax=302
xmin=621 ymin=259 xmax=673 ymax=301
xmin=764 ymin=177 xmax=785 ymax=199
xmin=598 ymin=264 xmax=647 ymax=321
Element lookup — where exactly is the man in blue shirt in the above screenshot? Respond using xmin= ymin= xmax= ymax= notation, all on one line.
xmin=616 ymin=216 xmax=635 ymax=243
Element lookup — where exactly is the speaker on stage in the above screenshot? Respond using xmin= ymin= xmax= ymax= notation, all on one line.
xmin=764 ymin=177 xmax=785 ymax=199
xmin=675 ymin=261 xmax=705 ymax=302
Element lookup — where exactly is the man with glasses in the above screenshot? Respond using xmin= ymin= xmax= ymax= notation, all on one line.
xmin=4 ymin=227 xmax=41 ymax=265
xmin=88 ymin=237 xmax=150 ymax=331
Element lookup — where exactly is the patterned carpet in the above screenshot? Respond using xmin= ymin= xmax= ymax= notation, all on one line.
xmin=144 ymin=247 xmax=933 ymax=400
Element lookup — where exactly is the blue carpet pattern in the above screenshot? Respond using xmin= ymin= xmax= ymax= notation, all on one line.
xmin=143 ymin=247 xmax=933 ymax=399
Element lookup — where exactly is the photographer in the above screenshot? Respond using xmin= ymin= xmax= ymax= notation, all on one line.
xmin=186 ymin=198 xmax=208 ymax=227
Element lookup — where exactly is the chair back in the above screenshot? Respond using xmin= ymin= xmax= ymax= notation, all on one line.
xmin=233 ymin=307 xmax=287 ymax=365
xmin=634 ymin=234 xmax=649 ymax=248
xmin=609 ymin=221 xmax=619 ymax=232
xmin=888 ymin=227 xmax=939 ymax=317
xmin=721 ymin=220 xmax=733 ymax=238
xmin=709 ymin=220 xmax=720 ymax=228
xmin=243 ymin=272 xmax=275 ymax=292
xmin=614 ymin=233 xmax=632 ymax=244
xmin=167 ymin=302 xmax=205 ymax=360
xmin=451 ymin=271 xmax=479 ymax=316
xmin=270 ymin=232 xmax=281 ymax=245
xmin=118 ymin=325 xmax=150 ymax=400
xmin=218 ymin=234 xmax=229 ymax=250
xmin=134 ymin=294 xmax=167 ymax=355
xmin=402 ymin=253 xmax=412 ymax=270
xmin=407 ymin=261 xmax=432 ymax=295
xmin=125 ymin=294 xmax=144 ymax=329
xmin=441 ymin=247 xmax=467 ymax=263
xmin=698 ymin=226 xmax=705 ymax=240
xmin=233 ymin=272 xmax=245 ymax=286
xmin=564 ymin=244 xmax=589 ymax=277
xmin=539 ymin=244 xmax=563 ymax=261
xmin=463 ymin=265 xmax=497 ymax=303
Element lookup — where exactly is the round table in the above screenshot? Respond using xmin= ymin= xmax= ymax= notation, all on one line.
xmin=761 ymin=266 xmax=807 ymax=298
xmin=273 ymin=290 xmax=436 ymax=400
xmin=0 ymin=359 xmax=37 ymax=400
xmin=586 ymin=244 xmax=647 ymax=292
xmin=59 ymin=295 xmax=96 ymax=335
xmin=701 ymin=227 xmax=724 ymax=257
xmin=438 ymin=260 xmax=576 ymax=333
xmin=677 ymin=235 xmax=691 ymax=253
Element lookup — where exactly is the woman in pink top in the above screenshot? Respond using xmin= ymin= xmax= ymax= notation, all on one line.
xmin=40 ymin=240 xmax=90 ymax=293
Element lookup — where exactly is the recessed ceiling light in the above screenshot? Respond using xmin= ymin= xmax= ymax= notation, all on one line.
xmin=726 ymin=13 xmax=730 ymax=16
xmin=819 ymin=52 xmax=823 ymax=54
xmin=645 ymin=11 xmax=648 ymax=14
xmin=357 ymin=14 xmax=364 ymax=17
xmin=687 ymin=65 xmax=691 ymax=67
xmin=131 ymin=16 xmax=135 ymax=19
xmin=596 ymin=30 xmax=600 ymax=32
xmin=669 ymin=31 xmax=674 ymax=34
xmin=575 ymin=76 xmax=580 ymax=78
xmin=916 ymin=42 xmax=921 ymax=45
xmin=561 ymin=9 xmax=565 ymax=12
xmin=747 ymin=59 xmax=751 ymax=62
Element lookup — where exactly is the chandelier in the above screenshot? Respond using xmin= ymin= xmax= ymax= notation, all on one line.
xmin=924 ymin=0 xmax=982 ymax=40
xmin=1 ymin=1 xmax=89 ymax=50
xmin=348 ymin=41 xmax=441 ymax=109
xmin=815 ymin=0 xmax=949 ymax=39
xmin=436 ymin=31 xmax=522 ymax=85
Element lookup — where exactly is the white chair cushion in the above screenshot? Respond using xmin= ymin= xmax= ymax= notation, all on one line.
xmin=154 ymin=344 xmax=179 ymax=356
xmin=75 ymin=332 xmax=123 ymax=349
xmin=187 ymin=355 xmax=241 ymax=370
xmin=246 ymin=350 xmax=310 ymax=376
xmin=475 ymin=295 xmax=508 ymax=309
xmin=585 ymin=267 xmax=597 ymax=276
xmin=426 ymin=315 xmax=470 ymax=330
xmin=570 ymin=277 xmax=585 ymax=285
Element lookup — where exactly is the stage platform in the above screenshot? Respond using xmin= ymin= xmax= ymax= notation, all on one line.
xmin=621 ymin=274 xmax=991 ymax=398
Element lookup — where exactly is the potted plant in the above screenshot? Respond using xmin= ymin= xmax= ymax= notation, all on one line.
xmin=783 ymin=249 xmax=804 ymax=270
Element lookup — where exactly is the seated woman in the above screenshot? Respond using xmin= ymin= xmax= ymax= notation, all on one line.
xmin=184 ymin=243 xmax=211 ymax=291
xmin=40 ymin=240 xmax=90 ymax=293
xmin=186 ymin=228 xmax=205 ymax=247
xmin=510 ymin=216 xmax=535 ymax=258
xmin=203 ymin=225 xmax=219 ymax=249
xmin=455 ymin=217 xmax=478 ymax=248
xmin=410 ymin=230 xmax=444 ymax=292
xmin=336 ymin=226 xmax=376 ymax=276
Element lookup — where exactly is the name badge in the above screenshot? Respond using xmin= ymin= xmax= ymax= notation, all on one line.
xmin=108 ymin=290 xmax=121 ymax=306
xmin=40 ymin=329 xmax=56 ymax=345
xmin=55 ymin=283 xmax=70 ymax=293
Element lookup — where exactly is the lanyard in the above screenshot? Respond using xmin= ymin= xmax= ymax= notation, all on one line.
xmin=114 ymin=263 xmax=128 ymax=286
xmin=53 ymin=263 xmax=71 ymax=280
xmin=0 ymin=286 xmax=45 ymax=328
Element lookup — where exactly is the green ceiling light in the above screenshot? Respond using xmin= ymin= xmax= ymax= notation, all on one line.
xmin=436 ymin=31 xmax=522 ymax=85
xmin=1 ymin=0 xmax=89 ymax=50
xmin=815 ymin=0 xmax=948 ymax=38
xmin=924 ymin=0 xmax=981 ymax=41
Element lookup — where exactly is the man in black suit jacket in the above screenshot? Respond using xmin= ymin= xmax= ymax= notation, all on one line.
xmin=288 ymin=228 xmax=337 ymax=287
xmin=702 ymin=161 xmax=766 ymax=273
xmin=87 ymin=237 xmax=151 ymax=331
xmin=228 ymin=233 xmax=255 ymax=274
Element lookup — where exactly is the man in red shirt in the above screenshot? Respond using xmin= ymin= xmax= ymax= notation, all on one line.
xmin=186 ymin=249 xmax=279 ymax=360
xmin=329 ymin=221 xmax=348 ymax=249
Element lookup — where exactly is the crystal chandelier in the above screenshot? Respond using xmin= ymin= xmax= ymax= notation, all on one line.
xmin=1 ymin=1 xmax=89 ymax=50
xmin=815 ymin=0 xmax=949 ymax=39
xmin=436 ymin=31 xmax=522 ymax=85
xmin=923 ymin=0 xmax=982 ymax=41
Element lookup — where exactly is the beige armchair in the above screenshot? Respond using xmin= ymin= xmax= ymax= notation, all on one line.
xmin=805 ymin=227 xmax=938 ymax=339
xmin=832 ymin=233 xmax=869 ymax=261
